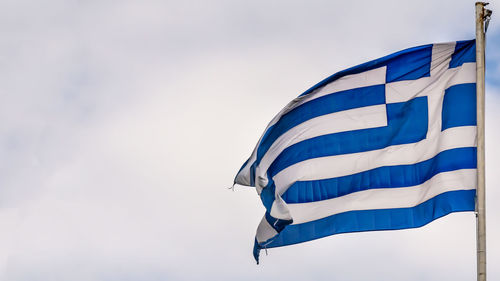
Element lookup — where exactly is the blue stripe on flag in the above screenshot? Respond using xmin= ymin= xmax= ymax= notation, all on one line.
xmin=449 ymin=40 xmax=476 ymax=69
xmin=268 ymin=96 xmax=428 ymax=178
xmin=235 ymin=158 xmax=249 ymax=180
xmin=442 ymin=83 xmax=477 ymax=131
xmin=264 ymin=211 xmax=292 ymax=233
xmin=260 ymin=180 xmax=276 ymax=211
xmin=282 ymin=147 xmax=477 ymax=204
xmin=385 ymin=45 xmax=432 ymax=82
xmin=265 ymin=189 xmax=475 ymax=248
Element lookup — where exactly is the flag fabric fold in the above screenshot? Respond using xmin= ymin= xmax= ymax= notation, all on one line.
xmin=234 ymin=40 xmax=477 ymax=264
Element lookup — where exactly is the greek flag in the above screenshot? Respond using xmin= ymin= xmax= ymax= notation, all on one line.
xmin=234 ymin=40 xmax=477 ymax=263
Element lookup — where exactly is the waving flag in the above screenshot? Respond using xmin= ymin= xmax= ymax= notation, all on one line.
xmin=234 ymin=40 xmax=477 ymax=263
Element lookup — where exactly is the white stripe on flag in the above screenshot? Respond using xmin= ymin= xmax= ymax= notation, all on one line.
xmin=430 ymin=42 xmax=456 ymax=77
xmin=287 ymin=168 xmax=476 ymax=225
xmin=255 ymin=216 xmax=278 ymax=244
xmin=285 ymin=66 xmax=387 ymax=115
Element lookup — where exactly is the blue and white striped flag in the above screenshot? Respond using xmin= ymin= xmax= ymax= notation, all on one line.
xmin=234 ymin=40 xmax=477 ymax=263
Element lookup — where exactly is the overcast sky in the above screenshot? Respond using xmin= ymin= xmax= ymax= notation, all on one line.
xmin=0 ymin=0 xmax=499 ymax=280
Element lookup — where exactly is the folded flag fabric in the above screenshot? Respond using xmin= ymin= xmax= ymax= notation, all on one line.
xmin=234 ymin=40 xmax=477 ymax=264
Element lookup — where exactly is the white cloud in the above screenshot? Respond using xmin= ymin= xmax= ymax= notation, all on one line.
xmin=0 ymin=0 xmax=499 ymax=280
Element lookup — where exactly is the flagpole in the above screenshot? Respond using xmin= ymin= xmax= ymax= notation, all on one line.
xmin=475 ymin=2 xmax=489 ymax=281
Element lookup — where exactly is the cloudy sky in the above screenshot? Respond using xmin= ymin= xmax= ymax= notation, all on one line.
xmin=0 ymin=0 xmax=499 ymax=280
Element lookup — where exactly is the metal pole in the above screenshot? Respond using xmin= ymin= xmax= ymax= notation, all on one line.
xmin=475 ymin=2 xmax=487 ymax=281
